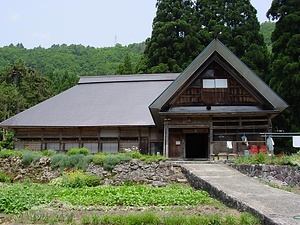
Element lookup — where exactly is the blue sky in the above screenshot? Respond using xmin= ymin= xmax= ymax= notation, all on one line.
xmin=0 ymin=0 xmax=273 ymax=49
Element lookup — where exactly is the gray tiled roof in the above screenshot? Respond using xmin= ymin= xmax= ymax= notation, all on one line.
xmin=0 ymin=74 xmax=179 ymax=127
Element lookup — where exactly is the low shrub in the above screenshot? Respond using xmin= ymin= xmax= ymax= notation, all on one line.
xmin=0 ymin=172 xmax=11 ymax=183
xmin=41 ymin=149 xmax=56 ymax=157
xmin=0 ymin=149 xmax=22 ymax=158
xmin=50 ymin=170 xmax=100 ymax=188
xmin=50 ymin=154 xmax=68 ymax=172
xmin=50 ymin=154 xmax=94 ymax=172
xmin=103 ymin=154 xmax=131 ymax=171
xmin=92 ymin=153 xmax=107 ymax=165
xmin=21 ymin=151 xmax=43 ymax=166
xmin=76 ymin=155 xmax=94 ymax=171
xmin=67 ymin=147 xmax=90 ymax=155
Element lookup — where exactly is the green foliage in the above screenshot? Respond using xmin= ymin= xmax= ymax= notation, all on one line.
xmin=92 ymin=152 xmax=107 ymax=165
xmin=0 ymin=172 xmax=11 ymax=183
xmin=41 ymin=149 xmax=56 ymax=157
xmin=50 ymin=170 xmax=100 ymax=188
xmin=21 ymin=151 xmax=42 ymax=166
xmin=0 ymin=184 xmax=213 ymax=214
xmin=0 ymin=131 xmax=14 ymax=150
xmin=141 ymin=0 xmax=269 ymax=79
xmin=0 ymin=149 xmax=22 ymax=158
xmin=260 ymin=21 xmax=275 ymax=51
xmin=21 ymin=210 xmax=75 ymax=224
xmin=0 ymin=182 xmax=54 ymax=214
xmin=267 ymin=0 xmax=300 ymax=133
xmin=0 ymin=43 xmax=144 ymax=77
xmin=115 ymin=53 xmax=134 ymax=75
xmin=234 ymin=152 xmax=300 ymax=166
xmin=53 ymin=184 xmax=212 ymax=207
xmin=103 ymin=154 xmax=132 ymax=171
xmin=50 ymin=153 xmax=93 ymax=172
xmin=80 ymin=212 xmax=259 ymax=225
xmin=0 ymin=60 xmax=51 ymax=120
xmin=0 ymin=183 xmax=260 ymax=224
xmin=67 ymin=147 xmax=90 ymax=155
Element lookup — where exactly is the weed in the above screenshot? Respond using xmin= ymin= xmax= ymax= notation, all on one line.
xmin=0 ymin=149 xmax=22 ymax=158
xmin=0 ymin=172 xmax=11 ymax=183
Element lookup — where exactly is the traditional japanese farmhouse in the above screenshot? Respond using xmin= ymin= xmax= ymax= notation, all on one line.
xmin=0 ymin=39 xmax=288 ymax=159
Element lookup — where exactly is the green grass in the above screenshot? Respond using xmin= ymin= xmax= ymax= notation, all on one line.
xmin=20 ymin=211 xmax=259 ymax=225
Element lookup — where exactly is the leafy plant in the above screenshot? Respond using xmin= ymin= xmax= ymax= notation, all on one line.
xmin=41 ymin=149 xmax=56 ymax=157
xmin=92 ymin=152 xmax=107 ymax=165
xmin=0 ymin=149 xmax=22 ymax=158
xmin=0 ymin=172 xmax=11 ymax=183
xmin=50 ymin=170 xmax=100 ymax=188
xmin=67 ymin=147 xmax=90 ymax=155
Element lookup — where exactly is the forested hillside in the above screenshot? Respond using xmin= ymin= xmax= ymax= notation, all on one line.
xmin=0 ymin=42 xmax=145 ymax=77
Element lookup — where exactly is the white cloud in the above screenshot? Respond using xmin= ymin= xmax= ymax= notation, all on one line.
xmin=6 ymin=11 xmax=21 ymax=23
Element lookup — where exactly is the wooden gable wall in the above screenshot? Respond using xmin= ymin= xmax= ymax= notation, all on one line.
xmin=171 ymin=61 xmax=258 ymax=107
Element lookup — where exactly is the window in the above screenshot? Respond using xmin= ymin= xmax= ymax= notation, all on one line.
xmin=83 ymin=143 xmax=99 ymax=154
xmin=102 ymin=143 xmax=118 ymax=153
xmin=203 ymin=79 xmax=228 ymax=88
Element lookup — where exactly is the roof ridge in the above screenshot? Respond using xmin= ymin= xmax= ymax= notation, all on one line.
xmin=78 ymin=73 xmax=179 ymax=84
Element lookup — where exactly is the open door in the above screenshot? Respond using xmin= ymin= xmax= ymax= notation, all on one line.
xmin=185 ymin=133 xmax=208 ymax=158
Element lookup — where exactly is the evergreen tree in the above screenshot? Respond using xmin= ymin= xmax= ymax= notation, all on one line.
xmin=141 ymin=0 xmax=202 ymax=73
xmin=140 ymin=0 xmax=269 ymax=78
xmin=115 ymin=53 xmax=134 ymax=75
xmin=0 ymin=60 xmax=51 ymax=118
xmin=267 ymin=0 xmax=300 ymax=131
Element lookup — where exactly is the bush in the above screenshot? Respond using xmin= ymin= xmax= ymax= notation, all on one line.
xmin=41 ymin=149 xmax=56 ymax=157
xmin=0 ymin=149 xmax=22 ymax=158
xmin=51 ymin=170 xmax=100 ymax=188
xmin=50 ymin=154 xmax=68 ymax=172
xmin=0 ymin=172 xmax=11 ymax=183
xmin=103 ymin=154 xmax=131 ymax=171
xmin=92 ymin=153 xmax=107 ymax=165
xmin=50 ymin=153 xmax=94 ymax=172
xmin=67 ymin=147 xmax=90 ymax=156
xmin=76 ymin=155 xmax=94 ymax=171
xmin=21 ymin=151 xmax=43 ymax=166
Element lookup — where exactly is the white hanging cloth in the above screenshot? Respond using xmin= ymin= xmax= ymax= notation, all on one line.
xmin=292 ymin=136 xmax=300 ymax=148
xmin=227 ymin=141 xmax=233 ymax=149
xmin=266 ymin=136 xmax=274 ymax=152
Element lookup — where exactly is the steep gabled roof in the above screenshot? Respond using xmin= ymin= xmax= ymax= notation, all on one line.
xmin=0 ymin=74 xmax=179 ymax=128
xmin=149 ymin=39 xmax=288 ymax=125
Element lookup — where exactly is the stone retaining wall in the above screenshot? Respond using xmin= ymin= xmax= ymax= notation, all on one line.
xmin=86 ymin=159 xmax=187 ymax=186
xmin=229 ymin=164 xmax=300 ymax=188
xmin=0 ymin=157 xmax=186 ymax=186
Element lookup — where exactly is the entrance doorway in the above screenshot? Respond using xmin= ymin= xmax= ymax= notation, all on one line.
xmin=185 ymin=133 xmax=208 ymax=158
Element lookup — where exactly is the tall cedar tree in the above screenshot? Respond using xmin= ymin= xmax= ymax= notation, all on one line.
xmin=267 ymin=0 xmax=300 ymax=132
xmin=140 ymin=0 xmax=269 ymax=79
xmin=0 ymin=60 xmax=51 ymax=121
